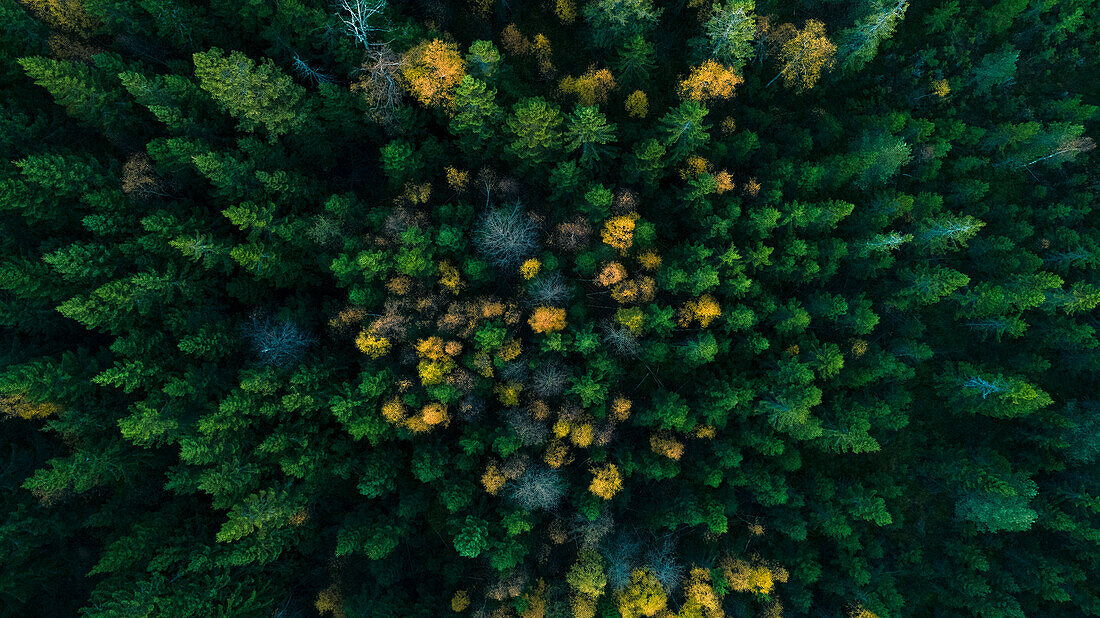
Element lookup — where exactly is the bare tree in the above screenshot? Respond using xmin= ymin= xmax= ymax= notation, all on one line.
xmin=291 ymin=55 xmax=332 ymax=85
xmin=243 ymin=316 xmax=316 ymax=366
xmin=334 ymin=0 xmax=387 ymax=48
xmin=350 ymin=44 xmax=405 ymax=123
xmin=530 ymin=362 xmax=571 ymax=398
xmin=507 ymin=465 xmax=564 ymax=511
xmin=474 ymin=204 xmax=538 ymax=268
xmin=527 ymin=271 xmax=573 ymax=307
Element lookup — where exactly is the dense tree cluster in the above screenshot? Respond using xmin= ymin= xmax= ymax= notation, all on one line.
xmin=1 ymin=0 xmax=1097 ymax=616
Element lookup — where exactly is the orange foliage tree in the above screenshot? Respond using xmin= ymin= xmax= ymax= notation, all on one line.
xmin=529 ymin=306 xmax=567 ymax=333
xmin=679 ymin=60 xmax=744 ymax=102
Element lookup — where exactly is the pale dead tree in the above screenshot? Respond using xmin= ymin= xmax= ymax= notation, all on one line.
xmin=291 ymin=55 xmax=332 ymax=85
xmin=334 ymin=0 xmax=388 ymax=48
xmin=1021 ymin=135 xmax=1095 ymax=168
xmin=350 ymin=44 xmax=405 ymax=122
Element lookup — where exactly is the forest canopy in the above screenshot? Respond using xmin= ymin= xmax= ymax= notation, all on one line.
xmin=1 ymin=0 xmax=1098 ymax=616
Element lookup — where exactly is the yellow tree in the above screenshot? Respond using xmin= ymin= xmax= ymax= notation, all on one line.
xmin=559 ymin=67 xmax=616 ymax=106
xmin=679 ymin=60 xmax=743 ymax=102
xmin=768 ymin=19 xmax=836 ymax=92
xmin=589 ymin=463 xmax=622 ymax=499
xmin=20 ymin=0 xmax=98 ymax=36
xmin=616 ymin=569 xmax=667 ymax=617
xmin=400 ymin=39 xmax=467 ymax=108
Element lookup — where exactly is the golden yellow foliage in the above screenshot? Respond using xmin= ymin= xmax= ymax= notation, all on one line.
xmin=418 ymin=359 xmax=454 ymax=385
xmin=315 ymin=583 xmax=347 ymax=618
xmin=552 ymin=418 xmax=571 ymax=438
xmin=386 ymin=275 xmax=412 ymax=295
xmin=649 ymin=432 xmax=684 ymax=460
xmin=21 ymin=0 xmax=99 ymax=37
xmin=422 ymin=402 xmax=449 ymax=426
xmin=776 ymin=20 xmax=836 ymax=92
xmin=355 ymin=331 xmax=391 ymax=358
xmin=439 ymin=260 xmax=464 ymax=293
xmin=520 ymin=580 xmax=548 ymax=618
xmin=544 ymin=439 xmax=571 ymax=468
xmin=521 ymin=258 xmax=541 ymax=280
xmin=678 ymin=295 xmax=722 ymax=327
xmin=481 ymin=300 xmax=506 ymax=319
xmin=502 ymin=24 xmax=531 ymax=55
xmin=495 ymin=381 xmax=523 ymax=406
xmin=1 ymin=393 xmax=61 ymax=420
xmin=851 ymin=339 xmax=868 ymax=357
xmin=451 ymin=590 xmax=471 ymax=612
xmin=714 ymin=171 xmax=735 ymax=194
xmin=446 ymin=166 xmax=469 ymax=191
xmin=616 ymin=569 xmax=668 ymax=618
xmin=615 ymin=307 xmax=645 ymax=333
xmin=482 ymin=462 xmax=507 ymax=494
xmin=533 ymin=34 xmax=554 ymax=77
xmin=596 ymin=261 xmax=628 ymax=287
xmin=416 ymin=336 xmax=448 ymax=360
xmin=497 ymin=339 xmax=523 ymax=362
xmin=720 ymin=116 xmax=737 ymax=134
xmin=638 ymin=251 xmax=662 ymax=271
xmin=681 ymin=155 xmax=711 ymax=180
xmin=601 ymin=214 xmax=638 ymax=253
xmin=693 ymin=425 xmax=717 ymax=439
xmin=932 ymin=78 xmax=950 ymax=98
xmin=625 ymin=90 xmax=649 ymax=118
xmin=571 ymin=596 xmax=597 ymax=618
xmin=569 ymin=423 xmax=594 ymax=448
xmin=683 ymin=568 xmax=723 ymax=618
xmin=679 ymin=60 xmax=743 ymax=101
xmin=720 ymin=557 xmax=781 ymax=596
xmin=744 ymin=177 xmax=761 ymax=197
xmin=554 ymin=0 xmax=576 ymax=23
xmin=589 ymin=463 xmax=622 ymax=499
xmin=610 ymin=280 xmax=639 ymax=304
xmin=848 ymin=605 xmax=880 ymax=618
xmin=381 ymin=398 xmax=406 ymax=424
xmin=610 ymin=396 xmax=632 ymax=422
xmin=529 ymin=306 xmax=567 ymax=333
xmin=400 ymin=182 xmax=432 ymax=205
xmin=288 ymin=508 xmax=309 ymax=527
xmin=400 ymin=39 xmax=466 ymax=108
xmin=558 ymin=67 xmax=616 ymax=106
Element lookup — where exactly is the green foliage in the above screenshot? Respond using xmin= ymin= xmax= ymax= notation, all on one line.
xmin=192 ymin=48 xmax=305 ymax=139
xmin=1 ymin=2 xmax=1098 ymax=617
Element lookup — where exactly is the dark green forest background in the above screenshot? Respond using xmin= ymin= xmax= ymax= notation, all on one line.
xmin=1 ymin=0 xmax=1097 ymax=615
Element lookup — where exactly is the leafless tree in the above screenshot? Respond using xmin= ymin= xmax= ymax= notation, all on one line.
xmin=527 ymin=271 xmax=572 ymax=307
xmin=507 ymin=465 xmax=564 ymax=511
xmin=530 ymin=362 xmax=570 ymax=398
xmin=474 ymin=204 xmax=538 ymax=268
xmin=243 ymin=316 xmax=316 ymax=366
xmin=334 ymin=0 xmax=387 ymax=48
xmin=351 ymin=44 xmax=405 ymax=123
